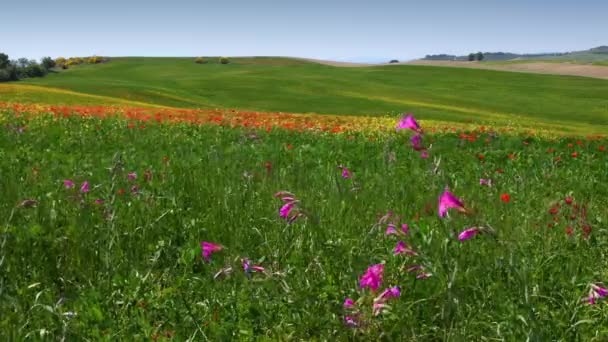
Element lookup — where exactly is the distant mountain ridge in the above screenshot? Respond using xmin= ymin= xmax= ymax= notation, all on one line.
xmin=423 ymin=46 xmax=608 ymax=62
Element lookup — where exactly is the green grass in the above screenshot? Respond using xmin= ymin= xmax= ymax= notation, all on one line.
xmin=1 ymin=57 xmax=607 ymax=133
xmin=1 ymin=110 xmax=608 ymax=340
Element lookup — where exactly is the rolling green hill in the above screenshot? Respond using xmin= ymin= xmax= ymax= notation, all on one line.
xmin=2 ymin=57 xmax=608 ymax=133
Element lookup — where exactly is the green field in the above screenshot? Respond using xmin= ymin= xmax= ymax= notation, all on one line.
xmin=1 ymin=57 xmax=607 ymax=133
xmin=2 ymin=110 xmax=608 ymax=340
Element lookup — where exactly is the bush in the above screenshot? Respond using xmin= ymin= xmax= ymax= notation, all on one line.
xmin=195 ymin=57 xmax=207 ymax=64
xmin=88 ymin=56 xmax=103 ymax=64
xmin=219 ymin=57 xmax=230 ymax=64
xmin=66 ymin=57 xmax=84 ymax=66
xmin=55 ymin=57 xmax=66 ymax=66
xmin=389 ymin=59 xmax=399 ymax=64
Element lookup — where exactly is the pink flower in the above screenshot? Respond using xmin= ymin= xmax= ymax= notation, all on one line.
xmin=416 ymin=272 xmax=432 ymax=279
xmin=242 ymin=258 xmax=265 ymax=274
xmin=344 ymin=315 xmax=358 ymax=327
xmin=401 ymin=224 xmax=409 ymax=235
xmin=479 ymin=178 xmax=492 ymax=186
xmin=94 ymin=199 xmax=104 ymax=205
xmin=279 ymin=202 xmax=295 ymax=218
xmin=438 ymin=189 xmax=465 ymax=218
xmin=200 ymin=241 xmax=223 ymax=262
xmin=343 ymin=298 xmax=354 ymax=308
xmin=394 ymin=241 xmax=418 ymax=256
xmin=396 ymin=113 xmax=421 ymax=132
xmin=420 ymin=151 xmax=429 ymax=159
xmin=80 ymin=181 xmax=89 ymax=193
xmin=594 ymin=284 xmax=608 ymax=297
xmin=410 ymin=134 xmax=425 ymax=151
xmin=63 ymin=179 xmax=74 ymax=189
xmin=127 ymin=172 xmax=137 ymax=181
xmin=373 ymin=286 xmax=401 ymax=315
xmin=359 ymin=264 xmax=384 ymax=290
xmin=338 ymin=166 xmax=351 ymax=179
xmin=385 ymin=223 xmax=397 ymax=235
xmin=379 ymin=286 xmax=401 ymax=300
xmin=458 ymin=227 xmax=480 ymax=241
xmin=406 ymin=264 xmax=423 ymax=273
xmin=131 ymin=185 xmax=139 ymax=194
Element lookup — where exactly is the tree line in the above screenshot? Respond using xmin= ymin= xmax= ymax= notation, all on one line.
xmin=0 ymin=53 xmax=109 ymax=82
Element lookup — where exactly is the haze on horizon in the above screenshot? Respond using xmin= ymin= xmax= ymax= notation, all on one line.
xmin=2 ymin=0 xmax=606 ymax=62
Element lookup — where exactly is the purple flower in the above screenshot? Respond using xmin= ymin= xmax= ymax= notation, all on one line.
xmin=406 ymin=264 xmax=423 ymax=273
xmin=396 ymin=113 xmax=421 ymax=133
xmin=340 ymin=167 xmax=351 ymax=179
xmin=379 ymin=286 xmax=401 ymax=300
xmin=359 ymin=264 xmax=384 ymax=291
xmin=343 ymin=298 xmax=355 ymax=308
xmin=63 ymin=179 xmax=74 ymax=189
xmin=385 ymin=223 xmax=397 ymax=235
xmin=130 ymin=185 xmax=139 ymax=194
xmin=200 ymin=241 xmax=223 ymax=262
xmin=416 ymin=272 xmax=432 ymax=279
xmin=438 ymin=189 xmax=465 ymax=218
xmin=420 ymin=151 xmax=429 ymax=159
xmin=410 ymin=134 xmax=425 ymax=151
xmin=401 ymin=224 xmax=409 ymax=235
xmin=394 ymin=241 xmax=418 ymax=256
xmin=80 ymin=181 xmax=89 ymax=193
xmin=279 ymin=202 xmax=295 ymax=218
xmin=479 ymin=178 xmax=492 ymax=186
xmin=458 ymin=227 xmax=481 ymax=241
xmin=242 ymin=258 xmax=265 ymax=274
xmin=127 ymin=172 xmax=137 ymax=181
xmin=344 ymin=315 xmax=358 ymax=327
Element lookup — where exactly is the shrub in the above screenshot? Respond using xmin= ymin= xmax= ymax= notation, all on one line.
xmin=219 ymin=57 xmax=230 ymax=64
xmin=389 ymin=59 xmax=399 ymax=63
xmin=88 ymin=56 xmax=103 ymax=64
xmin=66 ymin=57 xmax=84 ymax=66
xmin=55 ymin=57 xmax=66 ymax=66
xmin=195 ymin=57 xmax=207 ymax=64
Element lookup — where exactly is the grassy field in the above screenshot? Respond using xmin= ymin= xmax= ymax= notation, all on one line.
xmin=1 ymin=57 xmax=607 ymax=133
xmin=1 ymin=108 xmax=608 ymax=340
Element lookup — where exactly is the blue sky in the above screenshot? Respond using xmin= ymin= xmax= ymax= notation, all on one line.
xmin=2 ymin=0 xmax=606 ymax=62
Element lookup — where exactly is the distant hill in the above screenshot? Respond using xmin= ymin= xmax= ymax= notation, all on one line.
xmin=423 ymin=46 xmax=608 ymax=63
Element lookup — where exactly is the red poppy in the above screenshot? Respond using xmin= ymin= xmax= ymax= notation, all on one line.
xmin=496 ymin=168 xmax=504 ymax=174
xmin=599 ymin=146 xmax=605 ymax=152
xmin=508 ymin=153 xmax=516 ymax=160
xmin=567 ymin=143 xmax=573 ymax=148
xmin=565 ymin=226 xmax=574 ymax=236
xmin=478 ymin=154 xmax=485 ymax=161
xmin=571 ymin=152 xmax=578 ymax=158
xmin=564 ymin=197 xmax=573 ymax=205
xmin=500 ymin=193 xmax=511 ymax=203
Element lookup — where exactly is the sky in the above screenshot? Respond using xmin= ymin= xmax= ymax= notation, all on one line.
xmin=2 ymin=0 xmax=607 ymax=62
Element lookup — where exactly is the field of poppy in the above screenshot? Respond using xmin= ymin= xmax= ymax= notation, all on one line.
xmin=1 ymin=104 xmax=608 ymax=340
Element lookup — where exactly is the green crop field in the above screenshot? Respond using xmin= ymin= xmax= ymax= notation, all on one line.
xmin=1 ymin=57 xmax=607 ymax=133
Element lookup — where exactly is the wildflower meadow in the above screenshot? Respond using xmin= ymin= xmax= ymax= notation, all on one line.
xmin=1 ymin=105 xmax=608 ymax=340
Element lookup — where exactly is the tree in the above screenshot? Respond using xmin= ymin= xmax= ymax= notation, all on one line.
xmin=41 ymin=56 xmax=56 ymax=70
xmin=195 ymin=57 xmax=207 ymax=64
xmin=219 ymin=57 xmax=230 ymax=64
xmin=389 ymin=59 xmax=399 ymax=64
xmin=476 ymin=52 xmax=484 ymax=61
xmin=468 ymin=53 xmax=475 ymax=61
xmin=0 ymin=53 xmax=9 ymax=69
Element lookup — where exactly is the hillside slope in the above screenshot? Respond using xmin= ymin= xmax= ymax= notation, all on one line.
xmin=1 ymin=57 xmax=607 ymax=133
